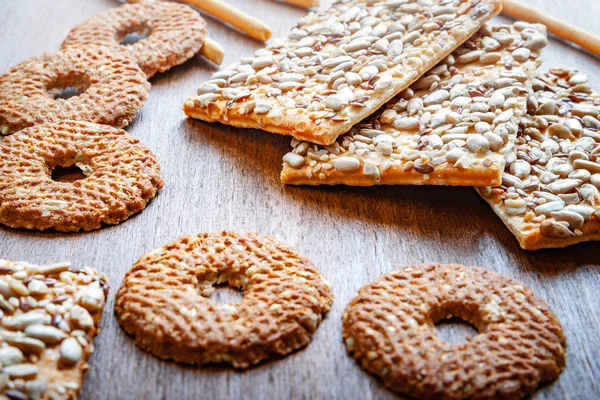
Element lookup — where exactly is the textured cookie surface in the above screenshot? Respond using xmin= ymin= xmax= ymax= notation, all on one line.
xmin=0 ymin=259 xmax=108 ymax=400
xmin=184 ymin=0 xmax=502 ymax=145
xmin=62 ymin=0 xmax=207 ymax=78
xmin=478 ymin=69 xmax=600 ymax=250
xmin=343 ymin=263 xmax=566 ymax=399
xmin=0 ymin=46 xmax=149 ymax=135
xmin=0 ymin=121 xmax=163 ymax=232
xmin=282 ymin=22 xmax=547 ymax=186
xmin=115 ymin=231 xmax=333 ymax=369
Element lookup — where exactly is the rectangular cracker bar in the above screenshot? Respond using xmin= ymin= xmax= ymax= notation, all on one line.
xmin=477 ymin=69 xmax=600 ymax=250
xmin=0 ymin=260 xmax=108 ymax=400
xmin=281 ymin=22 xmax=547 ymax=186
xmin=184 ymin=0 xmax=502 ymax=146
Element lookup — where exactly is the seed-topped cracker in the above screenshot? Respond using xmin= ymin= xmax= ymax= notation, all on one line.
xmin=0 ymin=260 xmax=108 ymax=400
xmin=281 ymin=22 xmax=547 ymax=186
xmin=478 ymin=69 xmax=600 ymax=250
xmin=184 ymin=0 xmax=502 ymax=146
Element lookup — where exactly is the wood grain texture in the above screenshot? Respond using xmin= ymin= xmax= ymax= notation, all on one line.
xmin=0 ymin=0 xmax=598 ymax=399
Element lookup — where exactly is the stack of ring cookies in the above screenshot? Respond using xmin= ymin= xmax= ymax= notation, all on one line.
xmin=0 ymin=0 xmax=211 ymax=231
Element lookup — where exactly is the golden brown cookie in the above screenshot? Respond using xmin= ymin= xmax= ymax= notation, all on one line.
xmin=0 ymin=46 xmax=149 ymax=135
xmin=0 ymin=120 xmax=163 ymax=232
xmin=0 ymin=259 xmax=109 ymax=400
xmin=343 ymin=263 xmax=566 ymax=399
xmin=62 ymin=0 xmax=207 ymax=78
xmin=115 ymin=231 xmax=333 ymax=369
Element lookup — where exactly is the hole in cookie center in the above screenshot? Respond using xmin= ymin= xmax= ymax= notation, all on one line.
xmin=47 ymin=73 xmax=90 ymax=100
xmin=203 ymin=283 xmax=244 ymax=304
xmin=51 ymin=165 xmax=86 ymax=183
xmin=118 ymin=23 xmax=152 ymax=45
xmin=53 ymin=86 xmax=86 ymax=100
xmin=435 ymin=317 xmax=479 ymax=345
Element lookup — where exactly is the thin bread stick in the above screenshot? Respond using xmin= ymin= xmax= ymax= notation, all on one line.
xmin=503 ymin=0 xmax=600 ymax=57
xmin=275 ymin=0 xmax=320 ymax=8
xmin=201 ymin=37 xmax=225 ymax=65
xmin=181 ymin=0 xmax=272 ymax=42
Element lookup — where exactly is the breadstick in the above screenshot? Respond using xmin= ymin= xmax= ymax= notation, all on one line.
xmin=503 ymin=0 xmax=600 ymax=57
xmin=275 ymin=0 xmax=320 ymax=8
xmin=201 ymin=37 xmax=225 ymax=65
xmin=181 ymin=0 xmax=271 ymax=42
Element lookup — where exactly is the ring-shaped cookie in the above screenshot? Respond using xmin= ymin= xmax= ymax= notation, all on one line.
xmin=0 ymin=121 xmax=163 ymax=232
xmin=115 ymin=231 xmax=333 ymax=368
xmin=343 ymin=263 xmax=566 ymax=399
xmin=0 ymin=46 xmax=149 ymax=135
xmin=61 ymin=0 xmax=207 ymax=78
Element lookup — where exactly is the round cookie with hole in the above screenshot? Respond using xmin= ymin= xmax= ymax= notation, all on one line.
xmin=0 ymin=46 xmax=149 ymax=135
xmin=115 ymin=231 xmax=333 ymax=369
xmin=0 ymin=47 xmax=150 ymax=135
xmin=61 ymin=0 xmax=207 ymax=78
xmin=0 ymin=120 xmax=163 ymax=232
xmin=342 ymin=263 xmax=567 ymax=399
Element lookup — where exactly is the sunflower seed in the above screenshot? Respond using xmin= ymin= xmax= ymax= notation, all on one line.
xmin=283 ymin=153 xmax=305 ymax=169
xmin=333 ymin=157 xmax=361 ymax=172
xmin=423 ymin=90 xmax=449 ymax=106
xmin=540 ymin=220 xmax=575 ymax=238
xmin=0 ymin=347 xmax=24 ymax=367
xmin=3 ymin=364 xmax=38 ymax=380
xmin=25 ymin=325 xmax=68 ymax=344
xmin=325 ymin=94 xmax=349 ymax=111
xmin=524 ymin=34 xmax=548 ymax=50
xmin=59 ymin=338 xmax=83 ymax=366
xmin=393 ymin=117 xmax=419 ymax=130
xmin=254 ymin=103 xmax=272 ymax=114
xmin=547 ymin=179 xmax=582 ymax=194
xmin=466 ymin=134 xmax=490 ymax=154
xmin=512 ymin=48 xmax=531 ymax=62
xmin=551 ymin=210 xmax=585 ymax=229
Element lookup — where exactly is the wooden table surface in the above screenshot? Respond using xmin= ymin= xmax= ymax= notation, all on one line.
xmin=1 ymin=0 xmax=599 ymax=399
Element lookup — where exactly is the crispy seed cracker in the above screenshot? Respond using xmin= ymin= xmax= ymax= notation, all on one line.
xmin=477 ymin=69 xmax=600 ymax=250
xmin=281 ymin=22 xmax=547 ymax=186
xmin=0 ymin=259 xmax=108 ymax=400
xmin=184 ymin=0 xmax=502 ymax=146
